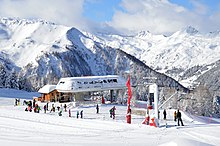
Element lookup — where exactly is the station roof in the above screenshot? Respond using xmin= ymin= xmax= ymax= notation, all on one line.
xmin=38 ymin=85 xmax=56 ymax=94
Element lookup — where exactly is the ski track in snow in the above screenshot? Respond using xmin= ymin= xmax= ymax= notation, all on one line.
xmin=180 ymin=125 xmax=220 ymax=145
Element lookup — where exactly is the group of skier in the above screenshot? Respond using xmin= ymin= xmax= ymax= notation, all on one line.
xmin=20 ymin=97 xmax=185 ymax=126
xmin=163 ymin=109 xmax=184 ymax=126
xmin=96 ymin=104 xmax=117 ymax=120
xmin=22 ymin=98 xmax=85 ymax=118
xmin=104 ymin=105 xmax=182 ymax=126
xmin=23 ymin=100 xmax=33 ymax=112
xmin=95 ymin=103 xmax=184 ymax=126
xmin=76 ymin=110 xmax=83 ymax=118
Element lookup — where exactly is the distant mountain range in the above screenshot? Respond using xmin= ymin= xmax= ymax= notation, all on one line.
xmin=94 ymin=26 xmax=220 ymax=88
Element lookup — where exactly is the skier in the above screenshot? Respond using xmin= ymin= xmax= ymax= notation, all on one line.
xmin=37 ymin=105 xmax=41 ymax=113
xmin=80 ymin=110 xmax=83 ymax=118
xmin=69 ymin=109 xmax=71 ymax=117
xmin=57 ymin=106 xmax=60 ymax=111
xmin=23 ymin=100 xmax=27 ymax=106
xmin=96 ymin=104 xmax=99 ymax=114
xmin=64 ymin=104 xmax=67 ymax=112
xmin=76 ymin=111 xmax=79 ymax=118
xmin=174 ymin=111 xmax=177 ymax=121
xmin=29 ymin=101 xmax=32 ymax=108
xmin=50 ymin=104 xmax=55 ymax=112
xmin=15 ymin=98 xmax=17 ymax=106
xmin=33 ymin=99 xmax=36 ymax=108
xmin=34 ymin=104 xmax=37 ymax=113
xmin=177 ymin=109 xmax=184 ymax=126
xmin=60 ymin=104 xmax=63 ymax=112
xmin=23 ymin=100 xmax=28 ymax=106
xmin=163 ymin=109 xmax=167 ymax=120
xmin=158 ymin=111 xmax=160 ymax=119
xmin=18 ymin=98 xmax=20 ymax=106
xmin=46 ymin=102 xmax=49 ymax=111
xmin=44 ymin=105 xmax=47 ymax=113
xmin=101 ymin=96 xmax=105 ymax=104
xmin=58 ymin=111 xmax=62 ymax=116
xmin=109 ymin=108 xmax=113 ymax=118
xmin=27 ymin=105 xmax=32 ymax=112
xmin=112 ymin=106 xmax=116 ymax=119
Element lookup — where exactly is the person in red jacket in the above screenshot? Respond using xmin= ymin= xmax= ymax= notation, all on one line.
xmin=112 ymin=106 xmax=116 ymax=119
xmin=68 ymin=109 xmax=71 ymax=117
xmin=101 ymin=96 xmax=105 ymax=104
xmin=126 ymin=108 xmax=131 ymax=124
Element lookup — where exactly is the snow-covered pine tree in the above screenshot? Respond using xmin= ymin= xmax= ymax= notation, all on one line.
xmin=189 ymin=84 xmax=213 ymax=116
xmin=17 ymin=76 xmax=32 ymax=91
xmin=5 ymin=69 xmax=19 ymax=89
xmin=0 ymin=64 xmax=7 ymax=87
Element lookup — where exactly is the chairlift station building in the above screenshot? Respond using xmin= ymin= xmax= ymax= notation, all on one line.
xmin=38 ymin=75 xmax=127 ymax=102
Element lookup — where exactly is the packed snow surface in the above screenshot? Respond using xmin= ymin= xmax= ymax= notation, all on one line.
xmin=0 ymin=88 xmax=220 ymax=145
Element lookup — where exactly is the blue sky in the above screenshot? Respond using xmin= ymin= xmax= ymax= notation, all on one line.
xmin=83 ymin=0 xmax=122 ymax=22
xmin=0 ymin=0 xmax=220 ymax=35
xmin=84 ymin=0 xmax=220 ymax=22
xmin=169 ymin=0 xmax=219 ymax=13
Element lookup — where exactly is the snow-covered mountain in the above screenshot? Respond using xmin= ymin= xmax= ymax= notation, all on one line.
xmin=93 ymin=26 xmax=220 ymax=87
xmin=1 ymin=17 xmax=220 ymax=117
xmin=0 ymin=17 xmax=186 ymax=91
xmin=1 ymin=18 xmax=220 ymax=91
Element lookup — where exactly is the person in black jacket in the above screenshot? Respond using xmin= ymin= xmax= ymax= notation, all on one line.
xmin=96 ymin=104 xmax=99 ymax=114
xmin=163 ymin=109 xmax=167 ymax=120
xmin=64 ymin=104 xmax=67 ymax=112
xmin=177 ymin=109 xmax=184 ymax=126
xmin=80 ymin=110 xmax=83 ymax=118
xmin=33 ymin=99 xmax=36 ymax=108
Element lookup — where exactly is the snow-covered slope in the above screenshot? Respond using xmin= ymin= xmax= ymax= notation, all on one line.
xmin=0 ymin=89 xmax=220 ymax=146
xmin=0 ymin=18 xmax=70 ymax=67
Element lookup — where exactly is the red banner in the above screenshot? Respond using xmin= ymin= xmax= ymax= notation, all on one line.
xmin=126 ymin=76 xmax=132 ymax=106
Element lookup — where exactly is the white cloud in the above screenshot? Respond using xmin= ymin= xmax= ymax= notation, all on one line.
xmin=0 ymin=0 xmax=118 ymax=34
xmin=107 ymin=0 xmax=220 ymax=35
xmin=0 ymin=0 xmax=220 ymax=35
xmin=0 ymin=0 xmax=92 ymax=31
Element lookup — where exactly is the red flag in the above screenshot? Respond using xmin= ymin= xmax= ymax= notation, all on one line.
xmin=126 ymin=76 xmax=132 ymax=106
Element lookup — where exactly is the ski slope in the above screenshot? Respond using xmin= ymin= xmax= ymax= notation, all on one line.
xmin=0 ymin=88 xmax=220 ymax=146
